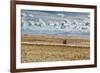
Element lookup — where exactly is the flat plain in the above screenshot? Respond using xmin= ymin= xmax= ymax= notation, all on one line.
xmin=21 ymin=35 xmax=90 ymax=63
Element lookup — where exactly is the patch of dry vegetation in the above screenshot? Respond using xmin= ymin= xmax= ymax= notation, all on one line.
xmin=21 ymin=35 xmax=90 ymax=63
xmin=21 ymin=44 xmax=90 ymax=63
xmin=21 ymin=35 xmax=90 ymax=47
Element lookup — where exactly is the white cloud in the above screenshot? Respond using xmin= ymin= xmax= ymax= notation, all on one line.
xmin=28 ymin=14 xmax=34 ymax=17
xmin=57 ymin=13 xmax=64 ymax=17
xmin=22 ymin=13 xmax=27 ymax=17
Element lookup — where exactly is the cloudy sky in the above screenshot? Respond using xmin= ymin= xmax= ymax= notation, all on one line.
xmin=21 ymin=9 xmax=90 ymax=36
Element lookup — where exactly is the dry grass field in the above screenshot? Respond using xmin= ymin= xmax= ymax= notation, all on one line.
xmin=21 ymin=35 xmax=90 ymax=63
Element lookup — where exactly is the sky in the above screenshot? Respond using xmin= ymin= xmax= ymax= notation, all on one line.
xmin=21 ymin=9 xmax=90 ymax=36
